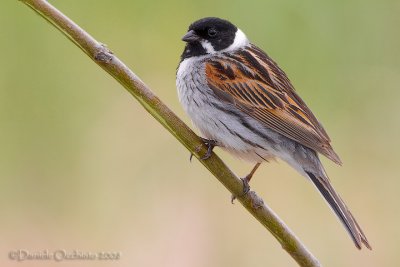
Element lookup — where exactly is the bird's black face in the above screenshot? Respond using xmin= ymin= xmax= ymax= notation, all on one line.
xmin=180 ymin=17 xmax=238 ymax=60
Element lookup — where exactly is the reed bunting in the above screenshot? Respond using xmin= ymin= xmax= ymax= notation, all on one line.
xmin=176 ymin=17 xmax=370 ymax=249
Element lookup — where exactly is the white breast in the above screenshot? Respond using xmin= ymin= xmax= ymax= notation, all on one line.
xmin=176 ymin=56 xmax=214 ymax=138
xmin=176 ymin=55 xmax=278 ymax=163
xmin=176 ymin=56 xmax=208 ymax=112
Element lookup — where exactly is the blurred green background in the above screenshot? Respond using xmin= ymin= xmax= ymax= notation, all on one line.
xmin=1 ymin=0 xmax=399 ymax=266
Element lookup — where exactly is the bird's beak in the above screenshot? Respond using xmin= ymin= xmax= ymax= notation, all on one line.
xmin=182 ymin=30 xmax=201 ymax=42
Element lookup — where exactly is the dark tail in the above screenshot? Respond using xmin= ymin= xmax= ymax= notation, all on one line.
xmin=306 ymin=172 xmax=371 ymax=249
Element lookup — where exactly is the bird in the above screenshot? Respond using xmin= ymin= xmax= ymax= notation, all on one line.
xmin=176 ymin=17 xmax=371 ymax=249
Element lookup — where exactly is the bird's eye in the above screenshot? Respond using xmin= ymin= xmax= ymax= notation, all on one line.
xmin=208 ymin=28 xmax=217 ymax=37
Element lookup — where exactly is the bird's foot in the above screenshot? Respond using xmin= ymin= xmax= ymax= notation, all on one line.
xmin=200 ymin=138 xmax=217 ymax=160
xmin=189 ymin=138 xmax=218 ymax=162
xmin=231 ymin=175 xmax=251 ymax=203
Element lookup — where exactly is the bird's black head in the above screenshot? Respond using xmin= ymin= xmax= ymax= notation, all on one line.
xmin=180 ymin=17 xmax=248 ymax=60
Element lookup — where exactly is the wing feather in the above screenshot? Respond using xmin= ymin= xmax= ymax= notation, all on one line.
xmin=205 ymin=45 xmax=342 ymax=164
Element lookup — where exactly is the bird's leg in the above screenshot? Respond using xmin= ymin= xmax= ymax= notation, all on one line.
xmin=231 ymin=163 xmax=261 ymax=203
xmin=189 ymin=138 xmax=218 ymax=162
xmin=243 ymin=162 xmax=261 ymax=185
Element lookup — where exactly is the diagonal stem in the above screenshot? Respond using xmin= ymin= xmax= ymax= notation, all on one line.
xmin=18 ymin=1 xmax=321 ymax=266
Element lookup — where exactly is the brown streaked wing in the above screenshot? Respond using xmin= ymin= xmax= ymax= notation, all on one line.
xmin=205 ymin=47 xmax=342 ymax=165
xmin=246 ymin=45 xmax=331 ymax=141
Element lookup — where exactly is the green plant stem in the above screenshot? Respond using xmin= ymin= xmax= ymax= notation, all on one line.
xmin=19 ymin=1 xmax=321 ymax=266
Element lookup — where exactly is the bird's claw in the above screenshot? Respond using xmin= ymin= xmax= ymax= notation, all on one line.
xmin=200 ymin=138 xmax=217 ymax=160
xmin=189 ymin=138 xmax=217 ymax=162
xmin=231 ymin=176 xmax=251 ymax=203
